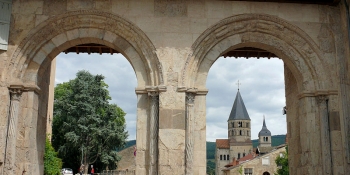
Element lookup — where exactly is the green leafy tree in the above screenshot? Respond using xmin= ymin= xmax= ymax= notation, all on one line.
xmin=44 ymin=137 xmax=62 ymax=175
xmin=52 ymin=70 xmax=128 ymax=173
xmin=275 ymin=146 xmax=289 ymax=175
xmin=206 ymin=160 xmax=215 ymax=175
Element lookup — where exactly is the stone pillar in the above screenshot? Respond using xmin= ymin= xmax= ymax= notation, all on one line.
xmin=134 ymin=92 xmax=148 ymax=175
xmin=316 ymin=95 xmax=332 ymax=175
xmin=185 ymin=92 xmax=195 ymax=175
xmin=148 ymin=91 xmax=159 ymax=175
xmin=3 ymin=86 xmax=23 ymax=175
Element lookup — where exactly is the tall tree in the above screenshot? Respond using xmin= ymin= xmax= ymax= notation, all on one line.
xmin=274 ymin=146 xmax=289 ymax=175
xmin=52 ymin=70 xmax=128 ymax=173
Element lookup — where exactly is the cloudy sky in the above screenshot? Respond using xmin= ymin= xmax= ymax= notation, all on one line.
xmin=55 ymin=53 xmax=287 ymax=142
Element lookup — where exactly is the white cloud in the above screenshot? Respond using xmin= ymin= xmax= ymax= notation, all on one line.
xmin=206 ymin=57 xmax=287 ymax=141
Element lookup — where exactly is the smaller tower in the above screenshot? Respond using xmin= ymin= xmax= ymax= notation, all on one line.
xmin=258 ymin=116 xmax=271 ymax=148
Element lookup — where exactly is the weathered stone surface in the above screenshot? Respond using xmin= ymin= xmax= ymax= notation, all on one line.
xmin=1 ymin=1 xmax=349 ymax=175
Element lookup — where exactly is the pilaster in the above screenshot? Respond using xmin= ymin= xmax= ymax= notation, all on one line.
xmin=185 ymin=92 xmax=195 ymax=175
xmin=316 ymin=95 xmax=332 ymax=175
xmin=148 ymin=91 xmax=159 ymax=175
xmin=3 ymin=86 xmax=23 ymax=175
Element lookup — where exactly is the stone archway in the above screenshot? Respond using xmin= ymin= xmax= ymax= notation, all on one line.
xmin=263 ymin=171 xmax=270 ymax=175
xmin=182 ymin=14 xmax=337 ymax=175
xmin=3 ymin=10 xmax=164 ymax=175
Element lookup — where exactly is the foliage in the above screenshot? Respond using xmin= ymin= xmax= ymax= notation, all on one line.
xmin=206 ymin=142 xmax=216 ymax=159
xmin=52 ymin=70 xmax=128 ymax=173
xmin=274 ymin=146 xmax=289 ymax=175
xmin=44 ymin=137 xmax=62 ymax=175
xmin=206 ymin=160 xmax=215 ymax=175
xmin=238 ymin=165 xmax=243 ymax=175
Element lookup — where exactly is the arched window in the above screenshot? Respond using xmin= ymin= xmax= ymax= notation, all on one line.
xmin=240 ymin=130 xmax=242 ymax=135
xmin=247 ymin=131 xmax=249 ymax=136
xmin=232 ymin=122 xmax=235 ymax=128
xmin=239 ymin=121 xmax=242 ymax=127
xmin=227 ymin=155 xmax=230 ymax=161
xmin=266 ymin=137 xmax=269 ymax=141
xmin=238 ymin=153 xmax=241 ymax=159
xmin=224 ymin=155 xmax=226 ymax=160
xmin=243 ymin=153 xmax=246 ymax=157
xmin=220 ymin=155 xmax=222 ymax=160
xmin=246 ymin=123 xmax=249 ymax=127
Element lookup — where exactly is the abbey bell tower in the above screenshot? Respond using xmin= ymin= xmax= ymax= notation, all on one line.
xmin=227 ymin=89 xmax=253 ymax=160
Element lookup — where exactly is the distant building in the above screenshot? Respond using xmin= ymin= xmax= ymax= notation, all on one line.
xmin=215 ymin=90 xmax=287 ymax=175
xmin=215 ymin=90 xmax=253 ymax=175
xmin=222 ymin=144 xmax=286 ymax=175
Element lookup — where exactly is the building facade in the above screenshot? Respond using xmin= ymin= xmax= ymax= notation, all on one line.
xmin=223 ymin=145 xmax=287 ymax=175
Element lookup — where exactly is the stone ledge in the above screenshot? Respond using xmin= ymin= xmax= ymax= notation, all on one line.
xmin=298 ymin=90 xmax=338 ymax=99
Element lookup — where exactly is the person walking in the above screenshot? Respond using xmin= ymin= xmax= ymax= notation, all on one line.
xmin=91 ymin=165 xmax=94 ymax=175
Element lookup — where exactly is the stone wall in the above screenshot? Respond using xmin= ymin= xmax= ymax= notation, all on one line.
xmin=215 ymin=148 xmax=230 ymax=175
xmin=0 ymin=1 xmax=348 ymax=175
xmin=224 ymin=146 xmax=286 ymax=175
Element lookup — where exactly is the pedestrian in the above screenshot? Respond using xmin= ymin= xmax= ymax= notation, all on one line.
xmin=79 ymin=164 xmax=84 ymax=175
xmin=134 ymin=146 xmax=137 ymax=157
xmin=91 ymin=165 xmax=94 ymax=175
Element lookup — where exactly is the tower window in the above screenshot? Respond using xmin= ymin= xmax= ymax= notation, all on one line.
xmin=240 ymin=130 xmax=242 ymax=136
xmin=224 ymin=155 xmax=226 ymax=160
xmin=266 ymin=137 xmax=269 ymax=142
xmin=227 ymin=155 xmax=230 ymax=161
xmin=238 ymin=121 xmax=242 ymax=127
xmin=220 ymin=155 xmax=222 ymax=160
xmin=232 ymin=122 xmax=234 ymax=128
xmin=238 ymin=153 xmax=241 ymax=159
xmin=247 ymin=131 xmax=249 ymax=136
xmin=246 ymin=123 xmax=249 ymax=127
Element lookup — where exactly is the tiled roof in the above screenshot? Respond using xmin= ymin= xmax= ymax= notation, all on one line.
xmin=237 ymin=153 xmax=256 ymax=162
xmin=228 ymin=91 xmax=250 ymax=120
xmin=216 ymin=139 xmax=230 ymax=149
xmin=225 ymin=158 xmax=239 ymax=167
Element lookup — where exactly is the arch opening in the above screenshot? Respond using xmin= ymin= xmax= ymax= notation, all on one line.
xmin=5 ymin=11 xmax=163 ymax=175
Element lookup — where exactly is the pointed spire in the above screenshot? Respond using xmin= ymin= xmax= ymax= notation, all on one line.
xmin=236 ymin=80 xmax=241 ymax=91
xmin=263 ymin=115 xmax=266 ymax=128
xmin=228 ymin=90 xmax=250 ymax=120
xmin=259 ymin=115 xmax=271 ymax=137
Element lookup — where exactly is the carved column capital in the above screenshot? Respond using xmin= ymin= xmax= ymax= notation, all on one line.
xmin=316 ymin=95 xmax=328 ymax=105
xmin=148 ymin=91 xmax=159 ymax=97
xmin=186 ymin=92 xmax=195 ymax=105
xmin=9 ymin=89 xmax=22 ymax=101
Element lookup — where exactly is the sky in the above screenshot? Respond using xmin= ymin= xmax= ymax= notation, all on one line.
xmin=55 ymin=53 xmax=287 ymax=142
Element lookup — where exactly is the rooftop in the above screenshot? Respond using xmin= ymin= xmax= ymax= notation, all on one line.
xmin=216 ymin=139 xmax=230 ymax=149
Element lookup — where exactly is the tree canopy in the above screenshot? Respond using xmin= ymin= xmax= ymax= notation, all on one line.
xmin=52 ymin=70 xmax=128 ymax=173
